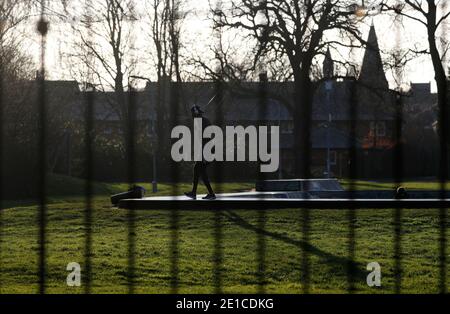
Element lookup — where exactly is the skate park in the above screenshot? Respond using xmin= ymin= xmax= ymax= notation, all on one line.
xmin=117 ymin=179 xmax=450 ymax=210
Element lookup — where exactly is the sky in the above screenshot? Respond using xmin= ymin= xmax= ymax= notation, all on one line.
xmin=20 ymin=0 xmax=448 ymax=91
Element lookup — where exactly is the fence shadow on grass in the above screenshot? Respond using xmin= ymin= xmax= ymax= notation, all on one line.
xmin=222 ymin=210 xmax=367 ymax=284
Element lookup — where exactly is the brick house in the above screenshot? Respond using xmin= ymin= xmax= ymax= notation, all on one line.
xmin=75 ymin=25 xmax=437 ymax=180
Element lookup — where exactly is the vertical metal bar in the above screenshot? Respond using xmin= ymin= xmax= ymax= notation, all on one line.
xmin=169 ymin=91 xmax=180 ymax=295
xmin=212 ymin=3 xmax=224 ymax=292
xmin=438 ymin=0 xmax=448 ymax=295
xmin=293 ymin=3 xmax=312 ymax=292
xmin=297 ymin=23 xmax=313 ymax=296
xmin=347 ymin=81 xmax=357 ymax=293
xmin=83 ymin=1 xmax=94 ymax=294
xmin=213 ymin=78 xmax=224 ymax=294
xmin=169 ymin=0 xmax=180 ymax=293
xmin=127 ymin=1 xmax=138 ymax=294
xmin=347 ymin=42 xmax=358 ymax=293
xmin=127 ymin=85 xmax=137 ymax=294
xmin=256 ymin=0 xmax=268 ymax=294
xmin=393 ymin=11 xmax=404 ymax=294
xmin=0 ymin=39 xmax=3 ymax=294
xmin=37 ymin=2 xmax=48 ymax=294
xmin=299 ymin=120 xmax=312 ymax=293
xmin=84 ymin=87 xmax=94 ymax=294
xmin=301 ymin=119 xmax=312 ymax=294
xmin=257 ymin=72 xmax=267 ymax=294
xmin=393 ymin=105 xmax=403 ymax=294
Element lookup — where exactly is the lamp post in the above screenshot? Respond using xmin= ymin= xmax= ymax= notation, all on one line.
xmin=326 ymin=82 xmax=332 ymax=179
xmin=278 ymin=100 xmax=283 ymax=179
xmin=129 ymin=75 xmax=158 ymax=193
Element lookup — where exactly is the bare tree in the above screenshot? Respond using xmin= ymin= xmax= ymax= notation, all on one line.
xmin=1 ymin=0 xmax=35 ymax=74
xmin=383 ymin=1 xmax=450 ymax=144
xmin=65 ymin=0 xmax=138 ymax=143
xmin=198 ymin=0 xmax=365 ymax=177
xmin=1 ymin=0 xmax=37 ymax=149
xmin=0 ymin=0 xmax=33 ymax=40
xmin=1 ymin=1 xmax=81 ymax=177
xmin=144 ymin=0 xmax=187 ymax=163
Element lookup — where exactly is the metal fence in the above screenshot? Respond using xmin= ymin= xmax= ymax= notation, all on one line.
xmin=0 ymin=1 xmax=448 ymax=295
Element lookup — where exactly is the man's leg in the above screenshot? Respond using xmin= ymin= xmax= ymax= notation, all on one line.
xmin=185 ymin=163 xmax=201 ymax=199
xmin=199 ymin=163 xmax=215 ymax=195
xmin=192 ymin=162 xmax=201 ymax=195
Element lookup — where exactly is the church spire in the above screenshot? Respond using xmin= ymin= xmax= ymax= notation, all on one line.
xmin=358 ymin=24 xmax=389 ymax=90
xmin=323 ymin=47 xmax=334 ymax=79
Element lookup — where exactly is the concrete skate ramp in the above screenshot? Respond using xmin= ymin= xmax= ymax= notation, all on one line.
xmin=256 ymin=179 xmax=343 ymax=192
xmin=117 ymin=179 xmax=450 ymax=210
xmin=118 ymin=196 xmax=450 ymax=210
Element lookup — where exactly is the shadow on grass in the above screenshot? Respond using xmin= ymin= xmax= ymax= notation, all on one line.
xmin=223 ymin=210 xmax=367 ymax=287
xmin=1 ymin=199 xmax=39 ymax=210
xmin=340 ymin=181 xmax=394 ymax=190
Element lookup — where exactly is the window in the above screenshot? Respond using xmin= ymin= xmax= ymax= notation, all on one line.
xmin=370 ymin=121 xmax=387 ymax=137
xmin=329 ymin=150 xmax=337 ymax=165
xmin=147 ymin=121 xmax=155 ymax=136
xmin=376 ymin=122 xmax=386 ymax=137
xmin=104 ymin=127 xmax=113 ymax=135
xmin=370 ymin=122 xmax=376 ymax=135
xmin=281 ymin=121 xmax=294 ymax=134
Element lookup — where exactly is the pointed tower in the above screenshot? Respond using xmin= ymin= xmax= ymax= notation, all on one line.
xmin=323 ymin=47 xmax=334 ymax=79
xmin=358 ymin=24 xmax=389 ymax=91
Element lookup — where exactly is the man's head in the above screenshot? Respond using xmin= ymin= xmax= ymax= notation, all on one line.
xmin=191 ymin=105 xmax=204 ymax=118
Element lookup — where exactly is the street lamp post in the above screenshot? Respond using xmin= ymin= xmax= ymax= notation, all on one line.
xmin=278 ymin=101 xmax=283 ymax=179
xmin=326 ymin=83 xmax=332 ymax=179
xmin=150 ymin=121 xmax=158 ymax=194
xmin=129 ymin=75 xmax=158 ymax=193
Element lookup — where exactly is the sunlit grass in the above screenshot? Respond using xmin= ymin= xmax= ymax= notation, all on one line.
xmin=340 ymin=179 xmax=450 ymax=191
xmin=0 ymin=176 xmax=448 ymax=294
xmin=0 ymin=203 xmax=447 ymax=294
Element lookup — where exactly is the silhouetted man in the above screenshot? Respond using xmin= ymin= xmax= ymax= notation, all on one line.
xmin=184 ymin=105 xmax=216 ymax=200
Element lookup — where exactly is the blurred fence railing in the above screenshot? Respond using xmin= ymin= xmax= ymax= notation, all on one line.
xmin=0 ymin=1 xmax=447 ymax=295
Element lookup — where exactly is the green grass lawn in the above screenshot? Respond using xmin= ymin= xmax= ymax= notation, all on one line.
xmin=0 ymin=175 xmax=448 ymax=294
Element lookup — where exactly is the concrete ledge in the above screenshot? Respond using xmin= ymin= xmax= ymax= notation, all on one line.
xmin=118 ymin=197 xmax=450 ymax=210
xmin=310 ymin=190 xmax=450 ymax=199
xmin=256 ymin=179 xmax=343 ymax=192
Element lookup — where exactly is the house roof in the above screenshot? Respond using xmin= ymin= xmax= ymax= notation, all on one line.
xmin=404 ymin=83 xmax=437 ymax=111
xmin=280 ymin=127 xmax=363 ymax=150
xmin=75 ymin=90 xmax=156 ymax=122
xmin=312 ymin=127 xmax=363 ymax=149
xmin=358 ymin=24 xmax=389 ymax=91
xmin=77 ymin=79 xmax=435 ymax=123
xmin=8 ymin=80 xmax=81 ymax=115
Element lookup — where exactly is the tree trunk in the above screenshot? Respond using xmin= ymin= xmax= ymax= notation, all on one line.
xmin=114 ymin=75 xmax=128 ymax=150
xmin=427 ymin=3 xmax=449 ymax=179
xmin=156 ymin=76 xmax=168 ymax=163
xmin=429 ymin=36 xmax=448 ymax=139
xmin=293 ymin=74 xmax=314 ymax=179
